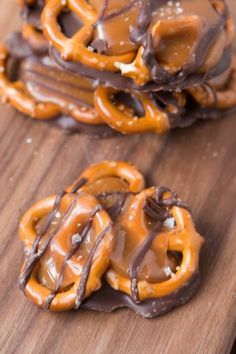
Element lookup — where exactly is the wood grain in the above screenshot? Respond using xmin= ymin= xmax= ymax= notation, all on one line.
xmin=0 ymin=2 xmax=236 ymax=353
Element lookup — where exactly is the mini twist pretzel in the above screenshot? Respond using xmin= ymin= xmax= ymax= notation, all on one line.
xmin=41 ymin=0 xmax=136 ymax=71
xmin=94 ymin=87 xmax=170 ymax=134
xmin=0 ymin=44 xmax=103 ymax=124
xmin=19 ymin=192 xmax=114 ymax=310
xmin=106 ymin=187 xmax=204 ymax=302
xmin=67 ymin=160 xmax=145 ymax=195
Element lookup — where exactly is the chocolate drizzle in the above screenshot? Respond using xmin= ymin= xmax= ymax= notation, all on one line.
xmin=127 ymin=186 xmax=190 ymax=303
xmin=44 ymin=204 xmax=103 ymax=309
xmin=50 ymin=0 xmax=232 ymax=90
xmin=75 ymin=222 xmax=112 ymax=309
xmin=19 ymin=191 xmax=65 ymax=289
xmin=129 ymin=222 xmax=162 ymax=303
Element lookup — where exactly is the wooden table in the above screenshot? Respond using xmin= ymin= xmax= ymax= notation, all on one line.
xmin=0 ymin=2 xmax=235 ymax=353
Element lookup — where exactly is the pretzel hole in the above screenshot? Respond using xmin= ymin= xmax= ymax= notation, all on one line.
xmin=82 ymin=176 xmax=130 ymax=219
xmin=58 ymin=11 xmax=84 ymax=38
xmin=111 ymin=91 xmax=145 ymax=119
xmin=137 ymin=251 xmax=182 ymax=283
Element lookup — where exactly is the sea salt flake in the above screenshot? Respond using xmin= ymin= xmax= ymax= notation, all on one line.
xmin=163 ymin=217 xmax=175 ymax=228
xmin=163 ymin=266 xmax=172 ymax=277
xmin=26 ymin=137 xmax=32 ymax=144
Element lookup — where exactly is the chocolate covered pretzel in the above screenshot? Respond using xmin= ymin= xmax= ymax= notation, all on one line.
xmin=42 ymin=0 xmax=233 ymax=90
xmin=19 ymin=161 xmax=204 ymax=318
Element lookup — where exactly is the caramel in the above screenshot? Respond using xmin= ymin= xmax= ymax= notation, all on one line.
xmin=18 ymin=161 xmax=204 ymax=316
xmin=42 ymin=0 xmax=233 ymax=86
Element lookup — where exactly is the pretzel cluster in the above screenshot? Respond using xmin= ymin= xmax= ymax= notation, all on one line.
xmin=19 ymin=161 xmax=204 ymax=315
xmin=0 ymin=0 xmax=235 ymax=134
xmin=41 ymin=0 xmax=233 ymax=86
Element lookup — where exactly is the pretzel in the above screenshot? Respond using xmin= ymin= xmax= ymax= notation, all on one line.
xmin=106 ymin=187 xmax=204 ymax=301
xmin=187 ymin=55 xmax=236 ymax=110
xmin=42 ymin=0 xmax=232 ymax=87
xmin=22 ymin=24 xmax=48 ymax=53
xmin=0 ymin=47 xmax=60 ymax=119
xmin=94 ymin=87 xmax=170 ymax=134
xmin=0 ymin=44 xmax=103 ymax=124
xmin=19 ymin=192 xmax=114 ymax=310
xmin=41 ymin=0 xmax=136 ymax=71
xmin=18 ymin=161 xmax=204 ymax=314
xmin=67 ymin=160 xmax=145 ymax=195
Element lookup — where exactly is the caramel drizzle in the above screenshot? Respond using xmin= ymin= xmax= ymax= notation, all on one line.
xmin=129 ymin=186 xmax=190 ymax=303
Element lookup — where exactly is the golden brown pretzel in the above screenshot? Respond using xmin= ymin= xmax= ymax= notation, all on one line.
xmin=22 ymin=24 xmax=48 ymax=53
xmin=0 ymin=47 xmax=60 ymax=119
xmin=41 ymin=0 xmax=135 ymax=71
xmin=94 ymin=86 xmax=170 ymax=134
xmin=106 ymin=187 xmax=204 ymax=301
xmin=67 ymin=160 xmax=145 ymax=195
xmin=0 ymin=45 xmax=103 ymax=124
xmin=19 ymin=192 xmax=114 ymax=310
xmin=18 ymin=161 xmax=204 ymax=312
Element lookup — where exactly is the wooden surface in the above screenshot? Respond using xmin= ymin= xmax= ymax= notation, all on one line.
xmin=0 ymin=2 xmax=236 ymax=354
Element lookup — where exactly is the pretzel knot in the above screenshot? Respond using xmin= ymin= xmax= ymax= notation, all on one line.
xmin=42 ymin=0 xmax=136 ymax=71
xmin=0 ymin=44 xmax=103 ymax=124
xmin=106 ymin=187 xmax=204 ymax=302
xmin=42 ymin=0 xmax=232 ymax=86
xmin=18 ymin=161 xmax=144 ymax=310
xmin=19 ymin=192 xmax=114 ymax=310
xmin=94 ymin=87 xmax=170 ymax=134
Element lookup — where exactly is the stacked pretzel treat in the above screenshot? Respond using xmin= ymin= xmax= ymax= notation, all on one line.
xmin=0 ymin=0 xmax=235 ymax=135
xmin=18 ymin=161 xmax=204 ymax=317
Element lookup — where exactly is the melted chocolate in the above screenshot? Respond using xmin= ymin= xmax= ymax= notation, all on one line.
xmin=82 ymin=273 xmax=200 ymax=318
xmin=51 ymin=45 xmax=232 ymax=92
xmin=20 ymin=0 xmax=45 ymax=30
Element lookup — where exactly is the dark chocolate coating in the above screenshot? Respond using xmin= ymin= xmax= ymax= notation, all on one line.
xmin=51 ymin=46 xmax=232 ymax=93
xmin=82 ymin=273 xmax=200 ymax=319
